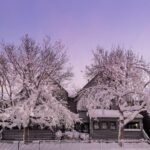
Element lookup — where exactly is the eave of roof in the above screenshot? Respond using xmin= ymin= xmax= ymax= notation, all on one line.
xmin=88 ymin=109 xmax=143 ymax=119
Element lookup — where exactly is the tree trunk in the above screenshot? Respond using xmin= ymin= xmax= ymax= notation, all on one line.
xmin=23 ymin=127 xmax=29 ymax=143
xmin=118 ymin=120 xmax=124 ymax=147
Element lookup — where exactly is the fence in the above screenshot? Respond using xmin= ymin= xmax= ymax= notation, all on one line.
xmin=0 ymin=140 xmax=150 ymax=150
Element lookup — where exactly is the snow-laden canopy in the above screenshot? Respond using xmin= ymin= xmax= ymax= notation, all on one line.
xmin=0 ymin=85 xmax=79 ymax=129
xmin=77 ymin=48 xmax=150 ymax=116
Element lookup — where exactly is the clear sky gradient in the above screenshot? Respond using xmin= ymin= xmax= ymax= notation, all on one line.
xmin=1 ymin=0 xmax=150 ymax=91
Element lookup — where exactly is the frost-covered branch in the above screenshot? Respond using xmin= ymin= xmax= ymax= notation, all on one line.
xmin=0 ymin=35 xmax=78 ymax=132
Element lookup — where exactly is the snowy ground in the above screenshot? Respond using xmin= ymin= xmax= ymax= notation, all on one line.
xmin=0 ymin=141 xmax=149 ymax=150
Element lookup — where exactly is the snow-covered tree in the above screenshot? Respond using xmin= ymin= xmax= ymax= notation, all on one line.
xmin=0 ymin=35 xmax=79 ymax=141
xmin=78 ymin=47 xmax=150 ymax=146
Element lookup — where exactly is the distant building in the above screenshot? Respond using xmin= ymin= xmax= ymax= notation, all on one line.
xmin=71 ymin=75 xmax=149 ymax=140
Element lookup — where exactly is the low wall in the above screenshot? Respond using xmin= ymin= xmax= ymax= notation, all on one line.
xmin=2 ymin=129 xmax=55 ymax=141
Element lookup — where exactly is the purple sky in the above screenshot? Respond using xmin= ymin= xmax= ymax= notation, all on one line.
xmin=1 ymin=0 xmax=150 ymax=91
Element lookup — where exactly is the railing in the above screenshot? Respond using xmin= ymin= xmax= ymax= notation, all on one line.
xmin=142 ymin=129 xmax=150 ymax=140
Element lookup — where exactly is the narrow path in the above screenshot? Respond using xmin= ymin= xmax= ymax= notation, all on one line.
xmin=0 ymin=141 xmax=149 ymax=150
